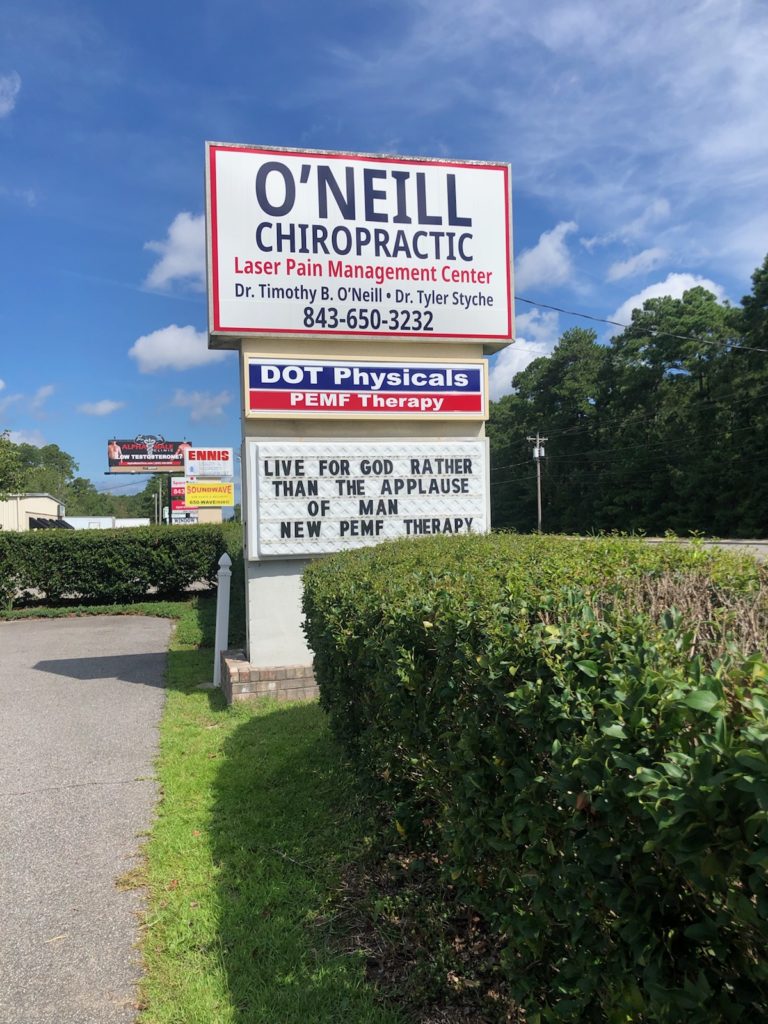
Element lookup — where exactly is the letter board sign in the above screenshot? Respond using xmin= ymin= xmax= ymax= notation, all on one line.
xmin=247 ymin=438 xmax=489 ymax=559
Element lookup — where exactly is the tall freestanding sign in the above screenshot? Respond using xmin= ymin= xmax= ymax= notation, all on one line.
xmin=206 ymin=142 xmax=513 ymax=699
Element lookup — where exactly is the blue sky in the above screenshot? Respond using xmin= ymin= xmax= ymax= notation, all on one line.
xmin=1 ymin=0 xmax=767 ymax=495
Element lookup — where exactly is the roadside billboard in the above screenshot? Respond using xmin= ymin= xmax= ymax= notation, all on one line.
xmin=245 ymin=355 xmax=487 ymax=419
xmin=185 ymin=480 xmax=235 ymax=507
xmin=183 ymin=446 xmax=235 ymax=479
xmin=171 ymin=479 xmax=197 ymax=512
xmin=107 ymin=436 xmax=192 ymax=473
xmin=206 ymin=143 xmax=512 ymax=348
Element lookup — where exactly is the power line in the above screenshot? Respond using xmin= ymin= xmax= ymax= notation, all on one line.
xmin=489 ymin=437 xmax=759 ymax=489
xmin=94 ymin=478 xmax=156 ymax=493
xmin=514 ymin=295 xmax=768 ymax=356
xmin=493 ymin=375 xmax=768 ymax=423
xmin=542 ymin=420 xmax=763 ymax=465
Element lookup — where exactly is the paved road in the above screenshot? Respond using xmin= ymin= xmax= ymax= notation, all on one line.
xmin=0 ymin=616 xmax=172 ymax=1024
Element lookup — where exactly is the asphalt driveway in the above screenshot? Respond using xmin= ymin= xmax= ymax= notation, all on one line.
xmin=0 ymin=615 xmax=172 ymax=1024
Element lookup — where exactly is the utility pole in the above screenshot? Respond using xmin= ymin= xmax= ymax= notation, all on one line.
xmin=526 ymin=432 xmax=547 ymax=534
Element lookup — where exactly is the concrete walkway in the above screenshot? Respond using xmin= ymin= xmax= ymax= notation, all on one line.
xmin=0 ymin=615 xmax=172 ymax=1024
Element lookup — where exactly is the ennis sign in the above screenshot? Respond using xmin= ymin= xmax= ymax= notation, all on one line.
xmin=183 ymin=446 xmax=234 ymax=479
xmin=247 ymin=439 xmax=488 ymax=559
xmin=206 ymin=144 xmax=512 ymax=346
xmin=246 ymin=356 xmax=487 ymax=419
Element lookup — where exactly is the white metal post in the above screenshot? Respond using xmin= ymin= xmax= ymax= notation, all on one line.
xmin=213 ymin=552 xmax=232 ymax=687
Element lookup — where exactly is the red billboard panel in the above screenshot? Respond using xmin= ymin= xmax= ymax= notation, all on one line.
xmin=171 ymin=479 xmax=198 ymax=511
xmin=107 ymin=436 xmax=192 ymax=473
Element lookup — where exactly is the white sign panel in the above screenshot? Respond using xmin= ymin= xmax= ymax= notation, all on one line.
xmin=183 ymin=446 xmax=234 ymax=479
xmin=247 ymin=439 xmax=489 ymax=560
xmin=207 ymin=144 xmax=512 ymax=347
xmin=172 ymin=511 xmax=199 ymax=525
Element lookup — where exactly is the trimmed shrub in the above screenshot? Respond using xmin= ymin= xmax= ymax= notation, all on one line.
xmin=221 ymin=520 xmax=247 ymax=647
xmin=302 ymin=535 xmax=768 ymax=1023
xmin=0 ymin=524 xmax=228 ymax=604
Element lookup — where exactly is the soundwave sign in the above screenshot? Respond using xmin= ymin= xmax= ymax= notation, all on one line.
xmin=185 ymin=480 xmax=235 ymax=508
xmin=246 ymin=356 xmax=487 ymax=419
xmin=206 ymin=143 xmax=512 ymax=346
xmin=247 ymin=439 xmax=489 ymax=559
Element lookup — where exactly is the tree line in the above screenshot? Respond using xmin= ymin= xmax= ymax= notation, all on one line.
xmin=0 ymin=436 xmax=166 ymax=519
xmin=3 ymin=254 xmax=766 ymax=535
xmin=488 ymin=255 xmax=768 ymax=537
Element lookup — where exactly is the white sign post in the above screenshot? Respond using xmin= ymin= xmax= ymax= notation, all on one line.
xmin=212 ymin=553 xmax=232 ymax=688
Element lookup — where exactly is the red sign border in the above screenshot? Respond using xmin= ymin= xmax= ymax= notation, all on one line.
xmin=206 ymin=143 xmax=513 ymax=344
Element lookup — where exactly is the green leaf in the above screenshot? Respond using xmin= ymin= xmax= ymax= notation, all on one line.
xmin=684 ymin=921 xmax=716 ymax=942
xmin=684 ymin=690 xmax=720 ymax=713
xmin=601 ymin=723 xmax=627 ymax=739
xmin=735 ymin=750 xmax=768 ymax=774
xmin=576 ymin=659 xmax=599 ymax=677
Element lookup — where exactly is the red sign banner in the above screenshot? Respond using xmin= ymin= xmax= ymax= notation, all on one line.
xmin=107 ymin=437 xmax=192 ymax=473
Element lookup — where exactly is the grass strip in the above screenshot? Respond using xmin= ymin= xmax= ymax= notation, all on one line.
xmin=138 ymin=600 xmax=401 ymax=1024
xmin=0 ymin=598 xmax=197 ymax=621
xmin=4 ymin=593 xmax=402 ymax=1019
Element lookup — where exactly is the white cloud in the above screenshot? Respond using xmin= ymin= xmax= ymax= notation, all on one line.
xmin=128 ymin=324 xmax=230 ymax=373
xmin=172 ymin=389 xmax=231 ymax=422
xmin=31 ymin=384 xmax=54 ymax=413
xmin=607 ymin=247 xmax=667 ymax=282
xmin=144 ymin=212 xmax=205 ymax=290
xmin=516 ymin=307 xmax=560 ymax=345
xmin=0 ymin=390 xmax=23 ymax=415
xmin=489 ymin=308 xmax=560 ymax=399
xmin=77 ymin=399 xmax=126 ymax=416
xmin=0 ymin=185 xmax=37 ymax=207
xmin=582 ymin=201 xmax=671 ymax=252
xmin=718 ymin=209 xmax=768 ymax=281
xmin=320 ymin=0 xmax=768 ymax=278
xmin=1 ymin=383 xmax=53 ymax=420
xmin=515 ymin=221 xmax=577 ymax=292
xmin=8 ymin=429 xmax=46 ymax=446
xmin=0 ymin=72 xmax=21 ymax=118
xmin=621 ymin=200 xmax=672 ymax=241
xmin=489 ymin=343 xmax=547 ymax=400
xmin=610 ymin=273 xmax=727 ymax=331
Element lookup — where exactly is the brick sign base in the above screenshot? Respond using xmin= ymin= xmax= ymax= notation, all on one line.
xmin=221 ymin=650 xmax=318 ymax=704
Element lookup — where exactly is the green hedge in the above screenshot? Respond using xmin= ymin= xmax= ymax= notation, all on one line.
xmin=302 ymin=535 xmax=768 ymax=1023
xmin=0 ymin=524 xmax=229 ymax=605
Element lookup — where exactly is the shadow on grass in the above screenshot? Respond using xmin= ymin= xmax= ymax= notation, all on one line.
xmin=210 ymin=701 xmax=399 ymax=1024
